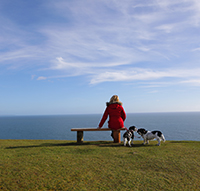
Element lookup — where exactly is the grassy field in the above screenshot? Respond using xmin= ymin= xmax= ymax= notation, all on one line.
xmin=0 ymin=139 xmax=200 ymax=191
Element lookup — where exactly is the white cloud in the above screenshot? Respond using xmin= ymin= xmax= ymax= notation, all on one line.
xmin=192 ymin=47 xmax=200 ymax=52
xmin=1 ymin=0 xmax=200 ymax=87
xmin=37 ymin=76 xmax=47 ymax=80
xmin=52 ymin=57 xmax=82 ymax=69
xmin=0 ymin=49 xmax=33 ymax=63
xmin=51 ymin=57 xmax=131 ymax=71
xmin=89 ymin=68 xmax=200 ymax=84
xmin=155 ymin=24 xmax=177 ymax=33
xmin=180 ymin=79 xmax=200 ymax=86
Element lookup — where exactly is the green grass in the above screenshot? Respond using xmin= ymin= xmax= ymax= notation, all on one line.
xmin=0 ymin=140 xmax=200 ymax=191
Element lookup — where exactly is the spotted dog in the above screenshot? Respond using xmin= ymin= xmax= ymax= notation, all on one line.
xmin=137 ymin=128 xmax=166 ymax=146
xmin=123 ymin=126 xmax=138 ymax=147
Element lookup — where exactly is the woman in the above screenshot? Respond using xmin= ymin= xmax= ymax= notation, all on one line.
xmin=98 ymin=95 xmax=126 ymax=137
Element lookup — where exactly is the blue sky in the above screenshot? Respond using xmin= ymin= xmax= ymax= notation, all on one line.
xmin=1 ymin=0 xmax=200 ymax=115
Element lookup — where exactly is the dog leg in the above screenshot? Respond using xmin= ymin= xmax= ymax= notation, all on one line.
xmin=143 ymin=138 xmax=147 ymax=145
xmin=131 ymin=139 xmax=134 ymax=145
xmin=124 ymin=138 xmax=127 ymax=146
xmin=141 ymin=136 xmax=145 ymax=145
xmin=128 ymin=140 xmax=132 ymax=147
xmin=156 ymin=138 xmax=161 ymax=146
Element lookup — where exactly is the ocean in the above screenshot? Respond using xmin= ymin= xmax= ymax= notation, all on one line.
xmin=0 ymin=112 xmax=199 ymax=141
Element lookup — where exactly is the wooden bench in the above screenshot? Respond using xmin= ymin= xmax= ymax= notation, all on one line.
xmin=71 ymin=128 xmax=126 ymax=143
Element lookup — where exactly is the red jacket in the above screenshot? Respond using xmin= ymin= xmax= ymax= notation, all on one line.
xmin=98 ymin=102 xmax=126 ymax=130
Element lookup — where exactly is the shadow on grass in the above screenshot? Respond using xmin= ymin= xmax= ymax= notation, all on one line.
xmin=5 ymin=142 xmax=89 ymax=149
xmin=5 ymin=140 xmax=158 ymax=149
xmin=5 ymin=141 xmax=121 ymax=149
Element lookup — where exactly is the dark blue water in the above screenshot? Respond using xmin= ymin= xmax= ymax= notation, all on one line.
xmin=0 ymin=112 xmax=199 ymax=141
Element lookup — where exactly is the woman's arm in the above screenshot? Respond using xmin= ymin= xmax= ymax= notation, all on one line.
xmin=98 ymin=108 xmax=108 ymax=128
xmin=121 ymin=107 xmax=126 ymax=121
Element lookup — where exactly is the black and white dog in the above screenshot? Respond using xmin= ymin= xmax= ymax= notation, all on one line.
xmin=123 ymin=126 xmax=138 ymax=147
xmin=137 ymin=128 xmax=166 ymax=146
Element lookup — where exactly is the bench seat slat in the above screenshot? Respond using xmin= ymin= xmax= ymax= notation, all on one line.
xmin=71 ymin=128 xmax=126 ymax=131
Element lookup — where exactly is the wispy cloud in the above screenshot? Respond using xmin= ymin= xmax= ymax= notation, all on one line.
xmin=37 ymin=76 xmax=47 ymax=81
xmin=89 ymin=68 xmax=200 ymax=85
xmin=192 ymin=47 xmax=200 ymax=52
xmin=180 ymin=79 xmax=200 ymax=86
xmin=1 ymin=0 xmax=200 ymax=87
xmin=38 ymin=55 xmax=200 ymax=86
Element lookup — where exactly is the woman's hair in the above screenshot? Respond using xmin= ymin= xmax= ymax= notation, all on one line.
xmin=110 ymin=95 xmax=119 ymax=103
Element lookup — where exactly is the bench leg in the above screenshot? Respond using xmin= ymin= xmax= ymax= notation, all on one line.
xmin=77 ymin=131 xmax=83 ymax=143
xmin=113 ymin=130 xmax=121 ymax=143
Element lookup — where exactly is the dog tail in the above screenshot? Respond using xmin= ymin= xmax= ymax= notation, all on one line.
xmin=161 ymin=134 xmax=166 ymax=142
